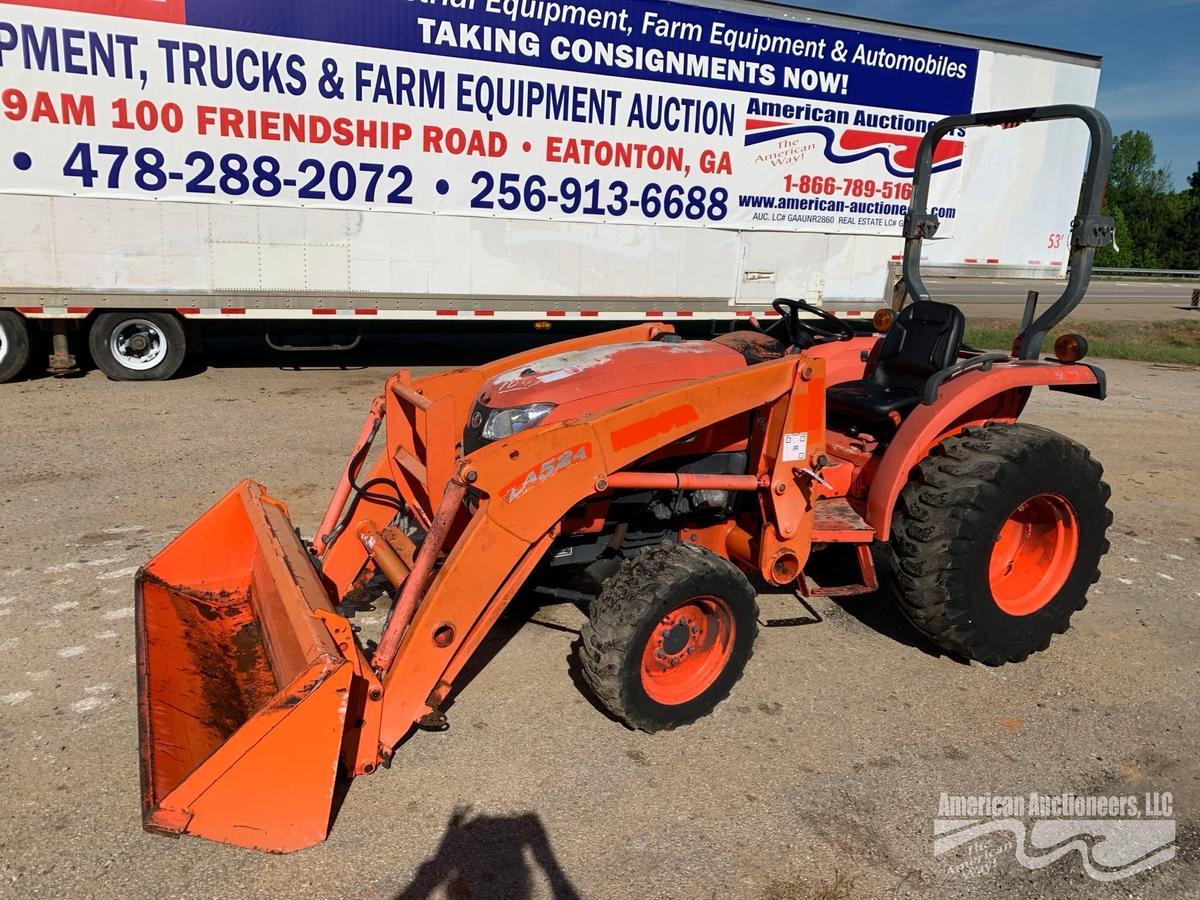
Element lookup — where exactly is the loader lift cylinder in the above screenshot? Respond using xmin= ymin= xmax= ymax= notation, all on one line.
xmin=372 ymin=479 xmax=469 ymax=672
xmin=314 ymin=396 xmax=386 ymax=557
xmin=356 ymin=522 xmax=412 ymax=590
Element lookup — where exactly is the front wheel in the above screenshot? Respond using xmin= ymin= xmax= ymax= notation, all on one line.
xmin=578 ymin=543 xmax=758 ymax=733
xmin=888 ymin=423 xmax=1112 ymax=665
xmin=89 ymin=312 xmax=188 ymax=381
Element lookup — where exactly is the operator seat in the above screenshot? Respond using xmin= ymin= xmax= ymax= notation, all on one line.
xmin=826 ymin=301 xmax=965 ymax=432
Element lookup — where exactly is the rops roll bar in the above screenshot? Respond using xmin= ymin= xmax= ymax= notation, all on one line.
xmin=902 ymin=105 xmax=1115 ymax=359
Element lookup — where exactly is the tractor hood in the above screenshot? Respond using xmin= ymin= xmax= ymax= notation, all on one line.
xmin=481 ymin=340 xmax=746 ymax=412
xmin=464 ymin=340 xmax=746 ymax=450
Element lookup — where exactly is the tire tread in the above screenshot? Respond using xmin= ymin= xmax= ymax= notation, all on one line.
xmin=888 ymin=423 xmax=1111 ymax=665
xmin=579 ymin=542 xmax=757 ymax=732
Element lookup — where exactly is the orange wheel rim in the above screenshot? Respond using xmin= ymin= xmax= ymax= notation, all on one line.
xmin=640 ymin=595 xmax=735 ymax=705
xmin=989 ymin=494 xmax=1079 ymax=616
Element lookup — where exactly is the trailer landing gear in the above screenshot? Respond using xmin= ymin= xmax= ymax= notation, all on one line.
xmin=47 ymin=319 xmax=81 ymax=378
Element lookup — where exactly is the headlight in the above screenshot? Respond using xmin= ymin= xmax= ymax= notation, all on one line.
xmin=482 ymin=402 xmax=556 ymax=441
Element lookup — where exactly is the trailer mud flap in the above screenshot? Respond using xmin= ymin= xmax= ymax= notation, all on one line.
xmin=135 ymin=481 xmax=352 ymax=853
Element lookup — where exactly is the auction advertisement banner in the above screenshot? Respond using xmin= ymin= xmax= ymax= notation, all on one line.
xmin=0 ymin=0 xmax=980 ymax=234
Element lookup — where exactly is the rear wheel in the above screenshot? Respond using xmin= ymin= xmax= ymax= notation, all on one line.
xmin=888 ymin=423 xmax=1112 ymax=665
xmin=578 ymin=543 xmax=758 ymax=732
xmin=0 ymin=310 xmax=33 ymax=383
xmin=89 ymin=312 xmax=187 ymax=381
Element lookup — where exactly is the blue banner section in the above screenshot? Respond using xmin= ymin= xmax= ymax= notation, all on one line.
xmin=183 ymin=0 xmax=979 ymax=115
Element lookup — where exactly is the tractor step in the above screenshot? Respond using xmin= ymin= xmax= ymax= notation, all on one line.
xmin=798 ymin=544 xmax=880 ymax=598
xmin=811 ymin=498 xmax=875 ymax=543
xmin=802 ymin=500 xmax=879 ymax=598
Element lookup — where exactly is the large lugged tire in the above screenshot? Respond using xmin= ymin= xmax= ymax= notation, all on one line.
xmin=578 ymin=543 xmax=758 ymax=733
xmin=89 ymin=312 xmax=187 ymax=381
xmin=0 ymin=310 xmax=33 ymax=383
xmin=888 ymin=423 xmax=1112 ymax=665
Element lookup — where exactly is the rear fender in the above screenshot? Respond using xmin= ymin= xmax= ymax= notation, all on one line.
xmin=865 ymin=362 xmax=1104 ymax=539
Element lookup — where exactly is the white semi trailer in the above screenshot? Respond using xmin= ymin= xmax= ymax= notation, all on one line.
xmin=0 ymin=0 xmax=1101 ymax=381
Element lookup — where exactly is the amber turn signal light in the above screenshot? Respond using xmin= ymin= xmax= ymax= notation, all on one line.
xmin=872 ymin=308 xmax=896 ymax=332
xmin=1053 ymin=333 xmax=1089 ymax=363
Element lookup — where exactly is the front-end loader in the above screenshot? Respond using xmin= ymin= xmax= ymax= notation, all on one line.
xmin=135 ymin=106 xmax=1115 ymax=852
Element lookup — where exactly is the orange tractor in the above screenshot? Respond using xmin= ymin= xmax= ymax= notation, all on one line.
xmin=135 ymin=106 xmax=1115 ymax=852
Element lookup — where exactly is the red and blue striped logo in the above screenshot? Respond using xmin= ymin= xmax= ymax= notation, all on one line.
xmin=745 ymin=118 xmax=965 ymax=178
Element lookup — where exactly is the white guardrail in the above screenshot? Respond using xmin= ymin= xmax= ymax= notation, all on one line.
xmin=878 ymin=262 xmax=1200 ymax=307
xmin=1091 ymin=267 xmax=1200 ymax=279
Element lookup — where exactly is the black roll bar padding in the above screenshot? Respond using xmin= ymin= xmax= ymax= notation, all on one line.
xmin=901 ymin=105 xmax=1115 ymax=360
xmin=922 ymin=353 xmax=1012 ymax=405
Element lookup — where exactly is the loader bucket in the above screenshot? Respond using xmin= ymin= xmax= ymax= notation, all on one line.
xmin=135 ymin=481 xmax=353 ymax=853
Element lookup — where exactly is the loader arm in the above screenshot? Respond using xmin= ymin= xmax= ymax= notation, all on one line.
xmin=367 ymin=354 xmax=825 ymax=751
xmin=320 ymin=323 xmax=675 ymax=595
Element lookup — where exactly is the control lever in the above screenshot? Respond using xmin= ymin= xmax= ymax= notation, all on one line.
xmin=793 ymin=454 xmax=833 ymax=491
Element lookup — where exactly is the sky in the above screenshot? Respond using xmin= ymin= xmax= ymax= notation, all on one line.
xmin=781 ymin=0 xmax=1200 ymax=188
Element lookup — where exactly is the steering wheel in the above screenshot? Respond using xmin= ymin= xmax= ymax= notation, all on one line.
xmin=771 ymin=298 xmax=855 ymax=349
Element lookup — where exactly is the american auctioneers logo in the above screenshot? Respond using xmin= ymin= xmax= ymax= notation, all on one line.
xmin=934 ymin=791 xmax=1176 ymax=882
xmin=745 ymin=119 xmax=965 ymax=179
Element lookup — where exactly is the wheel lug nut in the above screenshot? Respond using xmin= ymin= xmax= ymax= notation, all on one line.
xmin=691 ymin=625 xmax=700 ymax=634
xmin=656 ymin=649 xmax=665 ymax=659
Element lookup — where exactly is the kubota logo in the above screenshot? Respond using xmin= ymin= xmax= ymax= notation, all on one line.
xmin=745 ymin=120 xmax=965 ymax=178
xmin=610 ymin=404 xmax=700 ymax=453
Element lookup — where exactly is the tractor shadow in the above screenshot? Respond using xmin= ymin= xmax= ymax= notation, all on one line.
xmin=436 ymin=584 xmax=624 ymax=725
xmin=393 ymin=806 xmax=582 ymax=900
xmin=825 ymin=591 xmax=948 ymax=658
xmin=439 ymin=551 xmax=960 ymax=733
xmin=440 ymin=589 xmax=586 ymax=716
xmin=800 ymin=546 xmax=957 ymax=662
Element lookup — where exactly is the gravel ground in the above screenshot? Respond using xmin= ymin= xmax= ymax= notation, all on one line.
xmin=0 ymin=337 xmax=1197 ymax=900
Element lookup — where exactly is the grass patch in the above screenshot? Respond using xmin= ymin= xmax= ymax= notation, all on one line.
xmin=963 ymin=318 xmax=1200 ymax=366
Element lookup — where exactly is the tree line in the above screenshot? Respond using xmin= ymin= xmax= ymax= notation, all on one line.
xmin=1096 ymin=131 xmax=1199 ymax=270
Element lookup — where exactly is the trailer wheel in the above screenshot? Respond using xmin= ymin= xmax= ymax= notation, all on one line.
xmin=89 ymin=312 xmax=187 ymax=381
xmin=579 ymin=542 xmax=758 ymax=732
xmin=888 ymin=423 xmax=1112 ymax=665
xmin=0 ymin=310 xmax=33 ymax=383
